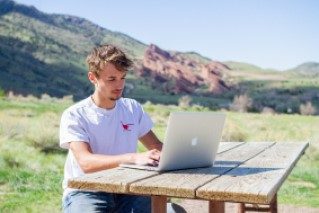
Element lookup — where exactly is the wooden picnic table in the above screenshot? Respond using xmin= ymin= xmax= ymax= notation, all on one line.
xmin=68 ymin=142 xmax=308 ymax=213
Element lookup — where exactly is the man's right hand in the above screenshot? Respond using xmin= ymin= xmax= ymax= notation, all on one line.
xmin=133 ymin=149 xmax=161 ymax=166
xmin=70 ymin=142 xmax=162 ymax=173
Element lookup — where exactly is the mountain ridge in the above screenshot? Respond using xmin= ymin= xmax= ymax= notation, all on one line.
xmin=1 ymin=0 xmax=319 ymax=115
xmin=287 ymin=62 xmax=319 ymax=75
xmin=0 ymin=0 xmax=233 ymax=99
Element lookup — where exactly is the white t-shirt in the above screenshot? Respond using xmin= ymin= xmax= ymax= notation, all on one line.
xmin=59 ymin=97 xmax=153 ymax=197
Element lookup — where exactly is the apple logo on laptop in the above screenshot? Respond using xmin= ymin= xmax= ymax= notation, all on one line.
xmin=191 ymin=137 xmax=198 ymax=146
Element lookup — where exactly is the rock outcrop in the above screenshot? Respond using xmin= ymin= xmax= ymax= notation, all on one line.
xmin=136 ymin=44 xmax=230 ymax=94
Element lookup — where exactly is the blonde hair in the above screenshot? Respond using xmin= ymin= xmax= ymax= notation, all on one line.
xmin=86 ymin=44 xmax=133 ymax=76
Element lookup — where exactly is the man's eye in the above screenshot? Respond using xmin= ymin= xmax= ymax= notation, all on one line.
xmin=121 ymin=77 xmax=126 ymax=80
xmin=108 ymin=79 xmax=115 ymax=81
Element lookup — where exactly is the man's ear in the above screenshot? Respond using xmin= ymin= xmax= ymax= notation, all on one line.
xmin=88 ymin=71 xmax=97 ymax=84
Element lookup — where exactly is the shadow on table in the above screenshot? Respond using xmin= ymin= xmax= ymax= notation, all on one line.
xmin=169 ymin=160 xmax=282 ymax=176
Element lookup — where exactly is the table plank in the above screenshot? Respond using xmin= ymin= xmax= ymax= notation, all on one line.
xmin=129 ymin=142 xmax=274 ymax=198
xmin=218 ymin=142 xmax=245 ymax=153
xmin=196 ymin=142 xmax=309 ymax=204
xmin=68 ymin=167 xmax=159 ymax=193
xmin=68 ymin=142 xmax=243 ymax=193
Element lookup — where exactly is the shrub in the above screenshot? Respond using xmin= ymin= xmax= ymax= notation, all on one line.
xmin=229 ymin=94 xmax=252 ymax=112
xmin=300 ymin=102 xmax=317 ymax=116
xmin=262 ymin=107 xmax=276 ymax=115
xmin=7 ymin=91 xmax=15 ymax=99
xmin=178 ymin=95 xmax=192 ymax=108
xmin=190 ymin=104 xmax=207 ymax=111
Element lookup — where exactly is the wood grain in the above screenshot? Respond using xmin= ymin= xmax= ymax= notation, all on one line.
xmin=196 ymin=142 xmax=308 ymax=204
xmin=129 ymin=142 xmax=274 ymax=198
xmin=67 ymin=142 xmax=242 ymax=193
xmin=218 ymin=142 xmax=245 ymax=153
xmin=68 ymin=167 xmax=158 ymax=193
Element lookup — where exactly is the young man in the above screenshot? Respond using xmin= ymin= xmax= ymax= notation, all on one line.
xmin=60 ymin=44 xmax=163 ymax=212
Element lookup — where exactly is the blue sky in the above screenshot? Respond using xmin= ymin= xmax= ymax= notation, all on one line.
xmin=15 ymin=0 xmax=319 ymax=70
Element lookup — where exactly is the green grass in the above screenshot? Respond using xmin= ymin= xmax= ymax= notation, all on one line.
xmin=1 ymin=166 xmax=63 ymax=213
xmin=0 ymin=97 xmax=318 ymax=212
xmin=0 ymin=96 xmax=72 ymax=114
xmin=0 ymin=139 xmax=65 ymax=213
xmin=279 ymin=153 xmax=319 ymax=207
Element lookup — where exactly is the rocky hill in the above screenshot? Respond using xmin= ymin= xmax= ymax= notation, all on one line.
xmin=1 ymin=0 xmax=318 ymax=114
xmin=137 ymin=44 xmax=230 ymax=94
xmin=0 ymin=0 xmax=233 ymax=100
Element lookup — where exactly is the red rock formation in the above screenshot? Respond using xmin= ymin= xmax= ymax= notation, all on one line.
xmin=137 ymin=44 xmax=230 ymax=94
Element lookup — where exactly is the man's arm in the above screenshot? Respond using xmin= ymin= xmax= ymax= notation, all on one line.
xmin=70 ymin=141 xmax=160 ymax=173
xmin=139 ymin=130 xmax=163 ymax=151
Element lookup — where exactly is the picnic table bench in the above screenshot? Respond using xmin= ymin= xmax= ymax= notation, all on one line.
xmin=68 ymin=142 xmax=308 ymax=213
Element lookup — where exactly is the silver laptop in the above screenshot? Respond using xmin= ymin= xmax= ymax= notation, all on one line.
xmin=120 ymin=112 xmax=225 ymax=171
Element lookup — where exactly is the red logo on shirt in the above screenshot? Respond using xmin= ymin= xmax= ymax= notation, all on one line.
xmin=121 ymin=121 xmax=134 ymax=131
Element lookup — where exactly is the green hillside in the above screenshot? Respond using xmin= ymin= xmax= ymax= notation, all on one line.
xmin=287 ymin=62 xmax=319 ymax=76
xmin=0 ymin=0 xmax=147 ymax=99
xmin=224 ymin=61 xmax=279 ymax=73
xmin=0 ymin=0 xmax=318 ymax=114
xmin=0 ymin=0 xmax=216 ymax=102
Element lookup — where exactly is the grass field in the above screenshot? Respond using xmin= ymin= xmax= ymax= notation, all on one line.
xmin=0 ymin=96 xmax=318 ymax=212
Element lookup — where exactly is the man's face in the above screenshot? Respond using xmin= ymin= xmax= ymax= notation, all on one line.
xmin=89 ymin=63 xmax=126 ymax=101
